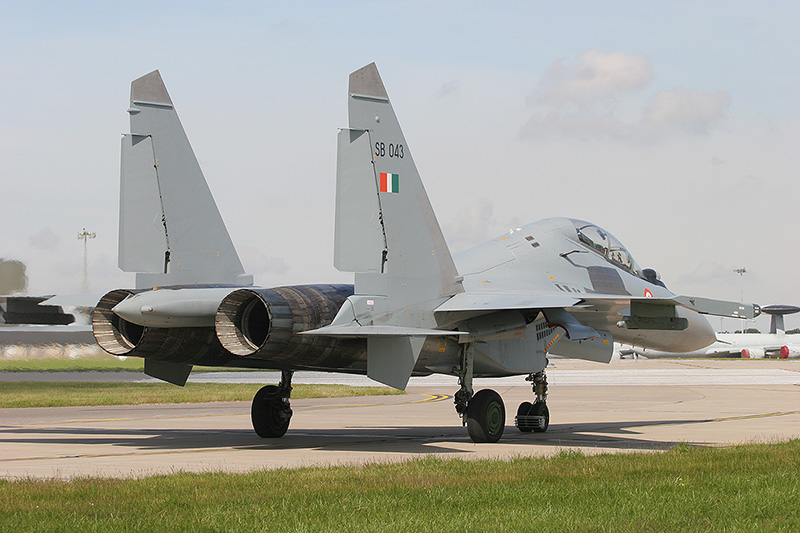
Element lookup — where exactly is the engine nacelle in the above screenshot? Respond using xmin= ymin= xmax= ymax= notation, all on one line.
xmin=215 ymin=284 xmax=364 ymax=368
xmin=92 ymin=289 xmax=231 ymax=365
xmin=741 ymin=348 xmax=765 ymax=359
xmin=779 ymin=345 xmax=800 ymax=359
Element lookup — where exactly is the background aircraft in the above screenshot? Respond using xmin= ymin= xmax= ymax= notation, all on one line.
xmin=1 ymin=259 xmax=97 ymax=344
xmin=0 ymin=295 xmax=94 ymax=348
xmin=93 ymin=66 xmax=756 ymax=443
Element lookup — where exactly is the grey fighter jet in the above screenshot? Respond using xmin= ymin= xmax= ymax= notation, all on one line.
xmin=95 ymin=67 xmax=757 ymax=444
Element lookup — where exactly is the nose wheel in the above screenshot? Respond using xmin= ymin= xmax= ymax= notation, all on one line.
xmin=515 ymin=369 xmax=550 ymax=433
xmin=515 ymin=401 xmax=549 ymax=432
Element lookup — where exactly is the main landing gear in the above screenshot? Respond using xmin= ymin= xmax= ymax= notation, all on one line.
xmin=455 ymin=343 xmax=506 ymax=443
xmin=515 ymin=369 xmax=549 ymax=433
xmin=252 ymin=369 xmax=294 ymax=438
xmin=454 ymin=343 xmax=551 ymax=443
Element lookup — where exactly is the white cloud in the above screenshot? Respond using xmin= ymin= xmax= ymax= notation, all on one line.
xmin=641 ymin=86 xmax=731 ymax=136
xmin=522 ymin=50 xmax=730 ymax=142
xmin=533 ymin=49 xmax=653 ymax=107
xmin=521 ymin=109 xmax=634 ymax=141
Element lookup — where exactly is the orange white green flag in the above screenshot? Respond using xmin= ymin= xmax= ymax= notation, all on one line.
xmin=379 ymin=172 xmax=399 ymax=193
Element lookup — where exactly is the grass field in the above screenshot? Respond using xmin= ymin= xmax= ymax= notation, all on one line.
xmin=0 ymin=440 xmax=797 ymax=531
xmin=0 ymin=354 xmax=269 ymax=373
xmin=0 ymin=354 xmax=146 ymax=372
xmin=0 ymin=382 xmax=401 ymax=408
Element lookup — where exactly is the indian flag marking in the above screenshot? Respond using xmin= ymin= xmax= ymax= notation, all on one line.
xmin=380 ymin=172 xmax=399 ymax=193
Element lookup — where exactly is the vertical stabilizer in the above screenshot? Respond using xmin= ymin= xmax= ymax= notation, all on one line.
xmin=771 ymin=314 xmax=785 ymax=335
xmin=330 ymin=63 xmax=462 ymax=389
xmin=119 ymin=70 xmax=252 ymax=289
xmin=336 ymin=63 xmax=462 ymax=314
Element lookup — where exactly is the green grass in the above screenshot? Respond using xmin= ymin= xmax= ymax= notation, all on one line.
xmin=0 ymin=355 xmax=146 ymax=372
xmin=0 ymin=382 xmax=401 ymax=408
xmin=0 ymin=355 xmax=274 ymax=373
xmin=0 ymin=440 xmax=798 ymax=531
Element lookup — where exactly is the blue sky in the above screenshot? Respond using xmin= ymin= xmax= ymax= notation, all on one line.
xmin=2 ymin=1 xmax=799 ymax=331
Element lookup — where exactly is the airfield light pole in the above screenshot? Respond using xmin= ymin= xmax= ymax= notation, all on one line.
xmin=734 ymin=267 xmax=747 ymax=332
xmin=77 ymin=228 xmax=96 ymax=293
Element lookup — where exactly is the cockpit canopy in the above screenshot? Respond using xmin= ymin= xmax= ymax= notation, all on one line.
xmin=568 ymin=219 xmax=642 ymax=276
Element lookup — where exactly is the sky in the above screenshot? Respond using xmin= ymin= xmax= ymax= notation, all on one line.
xmin=1 ymin=1 xmax=799 ymax=332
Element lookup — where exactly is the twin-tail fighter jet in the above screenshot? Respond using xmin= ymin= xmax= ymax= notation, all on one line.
xmin=94 ymin=64 xmax=758 ymax=443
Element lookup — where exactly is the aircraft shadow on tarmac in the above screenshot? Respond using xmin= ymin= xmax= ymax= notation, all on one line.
xmin=0 ymin=418 xmax=709 ymax=456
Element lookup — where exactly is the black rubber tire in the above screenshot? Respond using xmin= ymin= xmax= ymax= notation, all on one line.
xmin=466 ymin=389 xmax=505 ymax=443
xmin=532 ymin=402 xmax=550 ymax=433
xmin=251 ymin=385 xmax=291 ymax=438
xmin=516 ymin=401 xmax=534 ymax=432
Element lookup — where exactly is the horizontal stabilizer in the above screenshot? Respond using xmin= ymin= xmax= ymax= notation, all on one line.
xmin=302 ymin=324 xmax=464 ymax=337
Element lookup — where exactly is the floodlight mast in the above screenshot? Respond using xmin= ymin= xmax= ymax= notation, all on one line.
xmin=733 ymin=267 xmax=747 ymax=331
xmin=77 ymin=228 xmax=96 ymax=293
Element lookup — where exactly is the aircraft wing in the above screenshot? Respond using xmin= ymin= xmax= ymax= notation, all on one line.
xmin=433 ymin=292 xmax=758 ymax=320
xmin=41 ymin=293 xmax=102 ymax=309
xmin=433 ymin=291 xmax=758 ymax=349
xmin=655 ymin=295 xmax=758 ymax=319
xmin=435 ymin=293 xmax=581 ymax=313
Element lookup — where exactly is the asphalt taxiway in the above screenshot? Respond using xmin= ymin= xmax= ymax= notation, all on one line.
xmin=1 ymin=359 xmax=799 ymax=479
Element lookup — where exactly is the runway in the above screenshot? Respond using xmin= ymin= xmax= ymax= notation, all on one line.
xmin=1 ymin=359 xmax=799 ymax=479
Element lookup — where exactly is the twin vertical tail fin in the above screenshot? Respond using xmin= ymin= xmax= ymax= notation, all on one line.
xmin=119 ymin=70 xmax=252 ymax=289
xmin=324 ymin=63 xmax=463 ymax=389
xmin=334 ymin=63 xmax=461 ymax=307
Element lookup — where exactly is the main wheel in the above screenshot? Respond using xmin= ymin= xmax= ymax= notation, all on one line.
xmin=466 ymin=389 xmax=505 ymax=443
xmin=531 ymin=402 xmax=549 ymax=433
xmin=251 ymin=385 xmax=292 ymax=438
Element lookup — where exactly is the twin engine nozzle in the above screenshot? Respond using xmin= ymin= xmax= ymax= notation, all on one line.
xmin=92 ymin=285 xmax=354 ymax=362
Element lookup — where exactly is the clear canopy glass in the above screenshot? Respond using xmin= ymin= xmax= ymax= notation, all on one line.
xmin=569 ymin=219 xmax=642 ymax=276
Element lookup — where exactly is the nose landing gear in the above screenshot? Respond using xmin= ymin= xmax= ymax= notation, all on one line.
xmin=515 ymin=368 xmax=549 ymax=433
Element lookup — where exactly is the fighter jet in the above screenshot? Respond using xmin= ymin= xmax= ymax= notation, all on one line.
xmin=95 ymin=67 xmax=757 ymax=444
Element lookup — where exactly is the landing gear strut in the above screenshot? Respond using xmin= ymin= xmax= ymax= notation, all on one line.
xmin=455 ymin=343 xmax=506 ymax=443
xmin=515 ymin=367 xmax=549 ymax=433
xmin=251 ymin=369 xmax=293 ymax=438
